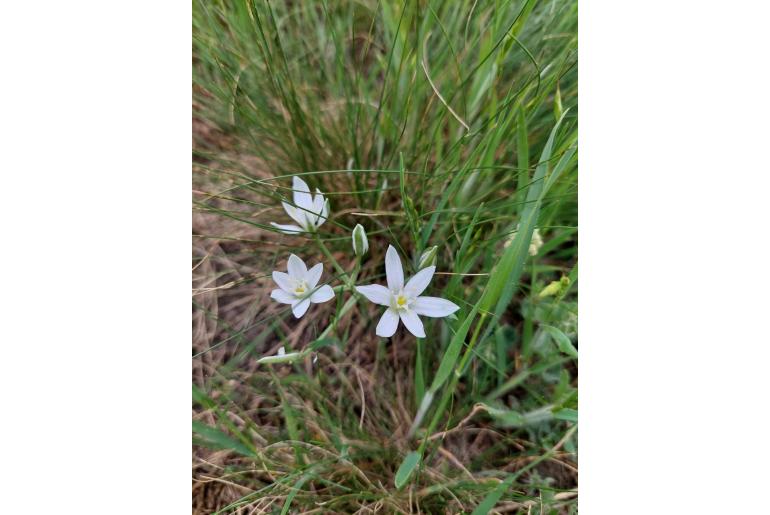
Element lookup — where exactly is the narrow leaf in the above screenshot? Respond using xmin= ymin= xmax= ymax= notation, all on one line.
xmin=192 ymin=421 xmax=255 ymax=457
xmin=553 ymin=408 xmax=578 ymax=423
xmin=395 ymin=450 xmax=422 ymax=489
xmin=429 ymin=301 xmax=481 ymax=392
xmin=471 ymin=474 xmax=516 ymax=515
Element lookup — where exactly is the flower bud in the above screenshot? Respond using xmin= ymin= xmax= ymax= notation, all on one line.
xmin=418 ymin=246 xmax=438 ymax=269
xmin=352 ymin=224 xmax=368 ymax=256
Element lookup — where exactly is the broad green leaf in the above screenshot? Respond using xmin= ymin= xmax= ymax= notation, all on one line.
xmin=543 ymin=324 xmax=578 ymax=358
xmin=394 ymin=450 xmax=421 ymax=489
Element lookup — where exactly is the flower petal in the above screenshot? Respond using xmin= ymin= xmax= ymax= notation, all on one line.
xmin=270 ymin=289 xmax=295 ymax=304
xmin=412 ymin=296 xmax=460 ymax=318
xmin=272 ymin=271 xmax=294 ymax=293
xmin=385 ymin=245 xmax=404 ymax=291
xmin=291 ymin=297 xmax=311 ymax=318
xmin=287 ymin=254 xmax=307 ymax=278
xmin=399 ymin=309 xmax=426 ymax=338
xmin=270 ymin=222 xmax=304 ymax=234
xmin=404 ymin=266 xmax=435 ymax=297
xmin=292 ymin=176 xmax=313 ymax=211
xmin=310 ymin=284 xmax=335 ymax=303
xmin=317 ymin=198 xmax=329 ymax=227
xmin=305 ymin=262 xmax=323 ymax=288
xmin=282 ymin=202 xmax=307 ymax=228
xmin=355 ymin=284 xmax=391 ymax=306
xmin=376 ymin=308 xmax=400 ymax=337
xmin=311 ymin=189 xmax=326 ymax=226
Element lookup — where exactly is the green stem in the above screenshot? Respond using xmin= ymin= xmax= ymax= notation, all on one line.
xmin=318 ymin=294 xmax=357 ymax=340
xmin=315 ymin=233 xmax=348 ymax=279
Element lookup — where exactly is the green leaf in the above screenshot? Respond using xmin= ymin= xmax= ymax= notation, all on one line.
xmin=480 ymin=405 xmax=526 ymax=427
xmin=480 ymin=111 xmax=570 ymax=318
xmin=480 ymin=403 xmax=555 ymax=428
xmin=471 ymin=474 xmax=516 ymax=515
xmin=516 ymin=106 xmax=529 ymax=214
xmin=192 ymin=384 xmax=214 ymax=409
xmin=394 ymin=450 xmax=422 ymax=489
xmin=309 ymin=337 xmax=339 ymax=351
xmin=192 ymin=420 xmax=255 ymax=457
xmin=415 ymin=338 xmax=425 ymax=408
xmin=553 ymin=408 xmax=578 ymax=423
xmin=281 ymin=472 xmax=312 ymax=515
xmin=542 ymin=324 xmax=577 ymax=358
xmin=429 ymin=301 xmax=481 ymax=392
xmin=399 ymin=153 xmax=420 ymax=244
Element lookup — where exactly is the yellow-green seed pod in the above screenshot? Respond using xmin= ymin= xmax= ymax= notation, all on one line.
xmin=538 ymin=276 xmax=571 ymax=299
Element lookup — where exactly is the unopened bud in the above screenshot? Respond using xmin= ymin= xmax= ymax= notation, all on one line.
xmin=352 ymin=224 xmax=368 ymax=256
xmin=418 ymin=246 xmax=438 ymax=269
xmin=538 ymin=276 xmax=571 ymax=299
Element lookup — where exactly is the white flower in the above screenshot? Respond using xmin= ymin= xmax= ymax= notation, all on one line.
xmin=270 ymin=254 xmax=335 ymax=318
xmin=355 ymin=245 xmax=460 ymax=338
xmin=270 ymin=176 xmax=329 ymax=234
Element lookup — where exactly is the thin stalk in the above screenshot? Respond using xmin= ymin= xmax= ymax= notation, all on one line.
xmin=314 ymin=233 xmax=352 ymax=285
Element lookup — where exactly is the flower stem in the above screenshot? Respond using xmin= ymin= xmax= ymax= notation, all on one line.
xmin=314 ymin=233 xmax=358 ymax=288
xmin=318 ymin=294 xmax=357 ymax=340
xmin=315 ymin=233 xmax=347 ymax=275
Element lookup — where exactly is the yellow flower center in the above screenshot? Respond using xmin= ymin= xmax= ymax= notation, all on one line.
xmin=294 ymin=280 xmax=307 ymax=295
xmin=396 ymin=295 xmax=408 ymax=307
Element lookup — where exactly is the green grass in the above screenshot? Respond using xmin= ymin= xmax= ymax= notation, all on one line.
xmin=193 ymin=0 xmax=577 ymax=512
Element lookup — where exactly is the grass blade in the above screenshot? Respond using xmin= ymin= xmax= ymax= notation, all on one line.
xmin=394 ymin=450 xmax=421 ymax=489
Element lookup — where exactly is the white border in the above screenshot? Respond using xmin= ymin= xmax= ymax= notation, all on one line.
xmin=581 ymin=1 xmax=770 ymax=512
xmin=1 ymin=2 xmax=190 ymax=513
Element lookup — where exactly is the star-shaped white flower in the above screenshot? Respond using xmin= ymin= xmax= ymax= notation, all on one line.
xmin=271 ymin=176 xmax=329 ymax=234
xmin=356 ymin=245 xmax=460 ymax=338
xmin=271 ymin=254 xmax=335 ymax=318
